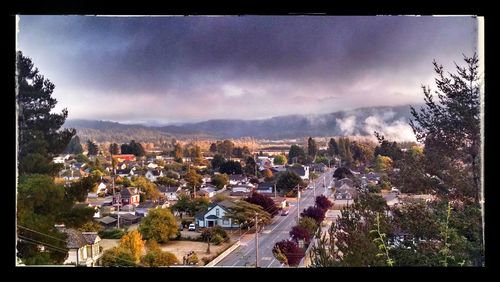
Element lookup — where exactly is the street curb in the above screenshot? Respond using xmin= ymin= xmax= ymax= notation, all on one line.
xmin=205 ymin=241 xmax=241 ymax=267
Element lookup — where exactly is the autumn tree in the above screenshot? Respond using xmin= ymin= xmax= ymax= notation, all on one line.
xmin=374 ymin=155 xmax=393 ymax=173
xmin=101 ymin=247 xmax=137 ymax=267
xmin=290 ymin=225 xmax=312 ymax=245
xmin=139 ymin=208 xmax=178 ymax=243
xmin=301 ymin=206 xmax=326 ymax=225
xmin=184 ymin=169 xmax=203 ymax=192
xmin=132 ymin=176 xmax=160 ymax=201
xmin=141 ymin=240 xmax=179 ymax=267
xmin=172 ymin=142 xmax=183 ymax=162
xmin=119 ymin=230 xmax=145 ymax=263
xmin=262 ymin=168 xmax=273 ymax=181
xmin=17 ymin=51 xmax=76 ymax=175
xmin=272 ymin=240 xmax=305 ymax=266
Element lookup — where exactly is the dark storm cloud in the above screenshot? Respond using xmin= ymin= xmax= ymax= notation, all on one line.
xmin=17 ymin=15 xmax=478 ymax=123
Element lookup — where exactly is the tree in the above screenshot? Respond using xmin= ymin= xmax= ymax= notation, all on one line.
xmin=133 ymin=176 xmax=160 ymax=201
xmin=209 ymin=143 xmax=218 ymax=154
xmin=307 ymin=137 xmax=318 ymax=159
xmin=244 ymin=156 xmax=257 ymax=175
xmin=211 ymin=173 xmax=229 ymax=190
xmin=315 ymin=195 xmax=333 ymax=210
xmin=409 ymin=55 xmax=480 ymax=204
xmin=332 ymin=167 xmax=354 ymax=179
xmin=301 ymin=206 xmax=326 ymax=225
xmin=211 ymin=154 xmax=225 ymax=171
xmin=172 ymin=143 xmax=183 ymax=162
xmin=219 ymin=160 xmax=243 ymax=175
xmin=273 ymin=154 xmax=287 ymax=165
xmin=245 ymin=192 xmax=279 ymax=217
xmin=188 ymin=197 xmax=210 ymax=216
xmin=17 ymin=174 xmax=68 ymax=265
xmin=141 ymin=240 xmax=179 ymax=267
xmin=119 ymin=230 xmax=145 ymax=263
xmin=290 ymin=225 xmax=312 ymax=245
xmin=155 ymin=176 xmax=179 ymax=187
xmin=272 ymin=240 xmax=304 ymax=266
xmin=75 ymin=153 xmax=89 ymax=163
xmin=374 ymin=155 xmax=393 ymax=173
xmin=184 ymin=169 xmax=203 ymax=192
xmin=64 ymin=135 xmax=83 ymax=154
xmin=86 ymin=140 xmax=99 ymax=156
xmin=374 ymin=132 xmax=403 ymax=162
xmin=17 ymin=51 xmax=76 ymax=175
xmin=224 ymin=200 xmax=271 ymax=229
xmin=139 ymin=209 xmax=178 ymax=243
xmin=109 ymin=143 xmax=120 ymax=155
xmin=298 ymin=217 xmax=318 ymax=236
xmin=350 ymin=141 xmax=375 ymax=165
xmin=276 ymin=171 xmax=304 ymax=195
xmin=78 ymin=221 xmax=103 ymax=233
xmin=262 ymin=168 xmax=273 ymax=182
xmin=288 ymin=145 xmax=306 ymax=164
xmin=392 ymin=146 xmax=432 ymax=194
xmin=171 ymin=195 xmax=191 ymax=218
xmin=219 ymin=140 xmax=234 ymax=158
xmin=101 ymin=246 xmax=137 ymax=267
xmin=327 ymin=138 xmax=339 ymax=157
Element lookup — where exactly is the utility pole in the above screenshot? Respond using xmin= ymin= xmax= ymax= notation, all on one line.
xmin=297 ymin=184 xmax=300 ymax=221
xmin=255 ymin=213 xmax=259 ymax=268
xmin=274 ymin=183 xmax=277 ymax=199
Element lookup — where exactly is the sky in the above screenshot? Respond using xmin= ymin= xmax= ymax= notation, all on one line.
xmin=17 ymin=15 xmax=479 ymax=125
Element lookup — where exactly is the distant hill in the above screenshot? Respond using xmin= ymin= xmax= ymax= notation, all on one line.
xmin=64 ymin=104 xmax=420 ymax=142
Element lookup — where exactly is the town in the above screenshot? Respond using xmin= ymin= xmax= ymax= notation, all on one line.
xmin=16 ymin=15 xmax=483 ymax=267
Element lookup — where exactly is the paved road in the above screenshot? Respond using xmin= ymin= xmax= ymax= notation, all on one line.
xmin=215 ymin=168 xmax=335 ymax=268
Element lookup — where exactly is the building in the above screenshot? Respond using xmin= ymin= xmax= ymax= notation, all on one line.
xmin=195 ymin=200 xmax=240 ymax=229
xmin=256 ymin=182 xmax=274 ymax=194
xmin=57 ymin=226 xmax=102 ymax=267
xmin=112 ymin=154 xmax=137 ymax=162
xmin=286 ymin=165 xmax=310 ymax=180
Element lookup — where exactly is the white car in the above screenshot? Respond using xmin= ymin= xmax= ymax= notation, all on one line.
xmin=391 ymin=187 xmax=400 ymax=194
xmin=188 ymin=223 xmax=196 ymax=231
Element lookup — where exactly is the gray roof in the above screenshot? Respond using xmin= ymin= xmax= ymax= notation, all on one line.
xmin=287 ymin=166 xmax=306 ymax=176
xmin=97 ymin=216 xmax=117 ymax=224
xmin=120 ymin=187 xmax=138 ymax=197
xmin=206 ymin=214 xmax=219 ymax=219
xmin=119 ymin=213 xmax=140 ymax=221
xmin=137 ymin=201 xmax=158 ymax=209
xmin=64 ymin=228 xmax=88 ymax=249
xmin=81 ymin=232 xmax=100 ymax=244
xmin=229 ymin=174 xmax=246 ymax=181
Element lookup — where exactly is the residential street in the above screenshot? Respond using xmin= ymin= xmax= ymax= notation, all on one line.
xmin=215 ymin=168 xmax=335 ymax=268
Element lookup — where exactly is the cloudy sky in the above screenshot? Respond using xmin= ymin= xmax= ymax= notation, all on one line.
xmin=17 ymin=16 xmax=478 ymax=124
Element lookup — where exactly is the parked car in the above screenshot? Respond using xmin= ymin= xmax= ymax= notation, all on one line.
xmin=188 ymin=223 xmax=196 ymax=231
xmin=281 ymin=209 xmax=289 ymax=216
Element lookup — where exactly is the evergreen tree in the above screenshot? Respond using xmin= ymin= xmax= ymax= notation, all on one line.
xmin=64 ymin=135 xmax=83 ymax=154
xmin=87 ymin=140 xmax=99 ymax=156
xmin=327 ymin=138 xmax=339 ymax=157
xmin=17 ymin=51 xmax=75 ymax=175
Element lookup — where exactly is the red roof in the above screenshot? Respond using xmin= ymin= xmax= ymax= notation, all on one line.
xmin=112 ymin=154 xmax=136 ymax=161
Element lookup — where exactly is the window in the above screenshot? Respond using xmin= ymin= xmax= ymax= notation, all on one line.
xmin=223 ymin=219 xmax=229 ymax=225
xmin=216 ymin=208 xmax=220 ymax=217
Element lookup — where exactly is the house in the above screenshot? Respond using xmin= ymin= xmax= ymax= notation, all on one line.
xmin=257 ymin=156 xmax=274 ymax=170
xmin=60 ymin=169 xmax=83 ymax=181
xmin=202 ymin=175 xmax=212 ymax=184
xmin=147 ymin=162 xmax=158 ymax=169
xmin=286 ymin=165 xmax=310 ymax=180
xmin=145 ymin=169 xmax=163 ymax=182
xmin=229 ymin=174 xmax=248 ymax=185
xmin=334 ymin=178 xmax=354 ymax=189
xmin=116 ymin=169 xmax=132 ymax=178
xmin=158 ymin=185 xmax=181 ymax=201
xmin=135 ymin=200 xmax=159 ymax=217
xmin=272 ymin=197 xmax=287 ymax=209
xmin=96 ymin=216 xmax=117 ymax=228
xmin=256 ymin=182 xmax=274 ymax=194
xmin=334 ymin=183 xmax=357 ymax=200
xmin=96 ymin=182 xmax=108 ymax=196
xmin=231 ymin=183 xmax=254 ymax=195
xmin=58 ymin=226 xmax=102 ymax=267
xmin=197 ymin=186 xmax=216 ymax=198
xmin=131 ymin=169 xmax=146 ymax=178
xmin=113 ymin=187 xmax=140 ymax=207
xmin=195 ymin=200 xmax=240 ymax=229
xmin=110 ymin=213 xmax=140 ymax=226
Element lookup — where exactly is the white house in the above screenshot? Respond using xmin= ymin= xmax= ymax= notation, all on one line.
xmin=145 ymin=170 xmax=163 ymax=182
xmin=58 ymin=226 xmax=102 ymax=267
xmin=158 ymin=185 xmax=181 ymax=201
xmin=147 ymin=163 xmax=158 ymax=169
xmin=229 ymin=174 xmax=248 ymax=185
xmin=197 ymin=186 xmax=217 ymax=198
xmin=256 ymin=182 xmax=274 ymax=194
xmin=195 ymin=200 xmax=240 ymax=229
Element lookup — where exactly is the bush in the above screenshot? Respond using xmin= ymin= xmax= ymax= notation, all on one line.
xmin=99 ymin=228 xmax=125 ymax=239
xmin=211 ymin=234 xmax=224 ymax=245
